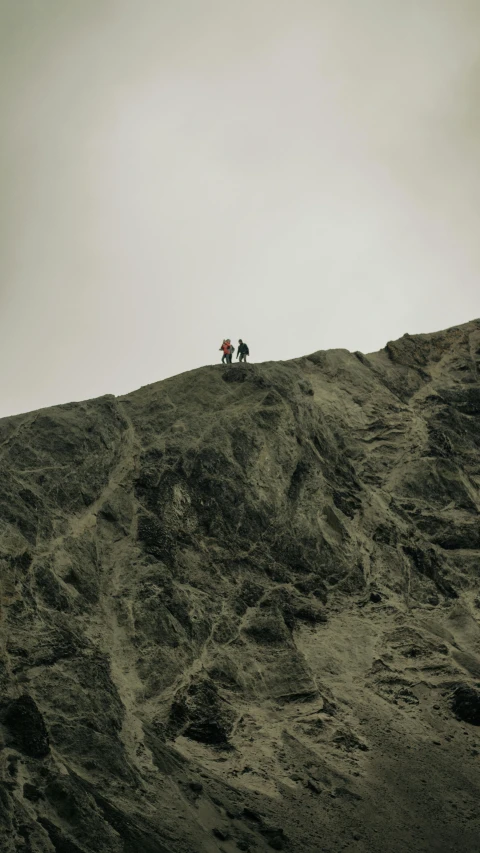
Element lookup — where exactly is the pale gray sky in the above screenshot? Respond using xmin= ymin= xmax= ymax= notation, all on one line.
xmin=1 ymin=0 xmax=479 ymax=417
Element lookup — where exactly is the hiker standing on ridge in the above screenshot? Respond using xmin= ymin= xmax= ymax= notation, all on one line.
xmin=220 ymin=339 xmax=231 ymax=364
xmin=228 ymin=342 xmax=235 ymax=363
xmin=237 ymin=339 xmax=249 ymax=362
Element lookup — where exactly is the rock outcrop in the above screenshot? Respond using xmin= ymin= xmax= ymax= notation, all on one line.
xmin=1 ymin=320 xmax=480 ymax=852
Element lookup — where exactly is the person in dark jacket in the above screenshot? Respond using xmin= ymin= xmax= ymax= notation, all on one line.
xmin=237 ymin=339 xmax=249 ymax=362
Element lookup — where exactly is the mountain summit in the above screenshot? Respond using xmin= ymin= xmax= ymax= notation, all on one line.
xmin=1 ymin=320 xmax=480 ymax=852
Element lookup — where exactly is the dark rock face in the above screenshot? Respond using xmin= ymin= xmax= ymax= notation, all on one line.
xmin=3 ymin=695 xmax=50 ymax=758
xmin=0 ymin=321 xmax=480 ymax=852
xmin=451 ymin=685 xmax=480 ymax=725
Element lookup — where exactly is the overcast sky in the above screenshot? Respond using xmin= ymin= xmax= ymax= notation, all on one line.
xmin=1 ymin=0 xmax=479 ymax=417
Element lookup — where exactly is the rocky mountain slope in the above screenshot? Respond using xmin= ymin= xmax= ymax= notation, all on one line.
xmin=1 ymin=320 xmax=480 ymax=853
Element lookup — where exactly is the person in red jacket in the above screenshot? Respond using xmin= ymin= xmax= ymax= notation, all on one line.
xmin=220 ymin=339 xmax=231 ymax=364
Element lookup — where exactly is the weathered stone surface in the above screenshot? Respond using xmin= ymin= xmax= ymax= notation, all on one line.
xmin=0 ymin=320 xmax=480 ymax=852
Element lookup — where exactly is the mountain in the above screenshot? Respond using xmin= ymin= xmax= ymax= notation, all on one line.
xmin=1 ymin=320 xmax=480 ymax=853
